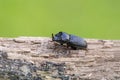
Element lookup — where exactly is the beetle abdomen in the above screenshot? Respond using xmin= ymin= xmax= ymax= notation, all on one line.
xmin=68 ymin=35 xmax=87 ymax=49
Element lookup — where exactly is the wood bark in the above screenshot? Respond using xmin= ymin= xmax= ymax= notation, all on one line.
xmin=0 ymin=37 xmax=120 ymax=80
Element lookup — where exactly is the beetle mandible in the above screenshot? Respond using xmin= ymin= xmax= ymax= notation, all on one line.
xmin=52 ymin=32 xmax=87 ymax=50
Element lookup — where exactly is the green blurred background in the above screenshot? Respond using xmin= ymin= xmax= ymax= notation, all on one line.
xmin=0 ymin=0 xmax=120 ymax=39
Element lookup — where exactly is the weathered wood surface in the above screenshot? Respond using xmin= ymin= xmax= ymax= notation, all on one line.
xmin=0 ymin=37 xmax=120 ymax=80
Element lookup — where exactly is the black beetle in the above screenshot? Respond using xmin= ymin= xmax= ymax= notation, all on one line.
xmin=52 ymin=32 xmax=87 ymax=50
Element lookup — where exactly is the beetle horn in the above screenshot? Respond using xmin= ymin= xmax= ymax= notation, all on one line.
xmin=52 ymin=33 xmax=54 ymax=41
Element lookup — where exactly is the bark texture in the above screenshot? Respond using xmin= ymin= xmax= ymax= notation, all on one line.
xmin=0 ymin=37 xmax=120 ymax=80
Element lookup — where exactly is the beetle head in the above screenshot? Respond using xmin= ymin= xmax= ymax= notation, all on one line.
xmin=52 ymin=32 xmax=69 ymax=43
xmin=52 ymin=32 xmax=62 ymax=41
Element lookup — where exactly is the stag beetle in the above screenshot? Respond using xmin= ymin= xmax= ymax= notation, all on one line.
xmin=52 ymin=32 xmax=87 ymax=50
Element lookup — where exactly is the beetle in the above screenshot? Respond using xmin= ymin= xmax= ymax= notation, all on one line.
xmin=52 ymin=31 xmax=87 ymax=50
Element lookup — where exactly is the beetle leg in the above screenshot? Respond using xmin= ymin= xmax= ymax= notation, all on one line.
xmin=60 ymin=43 xmax=63 ymax=45
xmin=66 ymin=44 xmax=69 ymax=48
xmin=71 ymin=46 xmax=77 ymax=50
